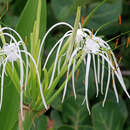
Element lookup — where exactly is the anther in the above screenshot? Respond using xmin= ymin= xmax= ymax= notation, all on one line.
xmin=91 ymin=29 xmax=93 ymax=39
xmin=118 ymin=14 xmax=121 ymax=25
xmin=81 ymin=16 xmax=84 ymax=25
xmin=76 ymin=69 xmax=80 ymax=81
xmin=6 ymin=2 xmax=9 ymax=12
xmin=112 ymin=61 xmax=117 ymax=72
xmin=25 ymin=36 xmax=27 ymax=47
xmin=66 ymin=70 xmax=68 ymax=79
xmin=115 ymin=38 xmax=119 ymax=48
xmin=126 ymin=37 xmax=130 ymax=48
xmin=118 ymin=56 xmax=122 ymax=65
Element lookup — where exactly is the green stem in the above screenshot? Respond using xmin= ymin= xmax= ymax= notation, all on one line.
xmin=82 ymin=0 xmax=108 ymax=27
xmin=47 ymin=56 xmax=83 ymax=104
xmin=95 ymin=19 xmax=117 ymax=34
xmin=46 ymin=50 xmax=82 ymax=100
xmin=107 ymin=30 xmax=130 ymax=42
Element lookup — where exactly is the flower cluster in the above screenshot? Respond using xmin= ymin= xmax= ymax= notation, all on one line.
xmin=0 ymin=21 xmax=129 ymax=118
xmin=40 ymin=22 xmax=130 ymax=114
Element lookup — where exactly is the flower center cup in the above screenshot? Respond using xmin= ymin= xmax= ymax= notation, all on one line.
xmin=3 ymin=43 xmax=19 ymax=62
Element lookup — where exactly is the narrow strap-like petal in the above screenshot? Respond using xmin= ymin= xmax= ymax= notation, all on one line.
xmin=92 ymin=54 xmax=99 ymax=97
xmin=85 ymin=53 xmax=91 ymax=114
xmin=0 ymin=60 xmax=7 ymax=110
xmin=38 ymin=22 xmax=73 ymax=66
xmin=62 ymin=48 xmax=80 ymax=102
xmin=48 ymin=32 xmax=71 ymax=89
xmin=103 ymin=64 xmax=111 ymax=107
xmin=101 ymin=56 xmax=105 ymax=95
xmin=112 ymin=71 xmax=119 ymax=103
xmin=43 ymin=31 xmax=72 ymax=70
xmin=99 ymin=53 xmax=130 ymax=99
xmin=97 ymin=55 xmax=100 ymax=83
xmin=21 ymin=50 xmax=48 ymax=109
xmin=72 ymin=58 xmax=76 ymax=99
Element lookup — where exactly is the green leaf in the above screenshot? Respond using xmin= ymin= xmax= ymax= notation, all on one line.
xmin=51 ymin=95 xmax=63 ymax=111
xmin=51 ymin=110 xmax=63 ymax=129
xmin=73 ymin=64 xmax=96 ymax=99
xmin=57 ymin=125 xmax=93 ymax=130
xmin=44 ymin=68 xmax=49 ymax=92
xmin=0 ymin=80 xmax=19 ymax=130
xmin=62 ymin=96 xmax=90 ymax=128
xmin=92 ymin=100 xmax=128 ymax=130
xmin=57 ymin=125 xmax=74 ymax=130
xmin=51 ymin=0 xmax=77 ymax=24
xmin=126 ymin=127 xmax=130 ymax=130
xmin=31 ymin=115 xmax=48 ymax=130
xmin=23 ymin=111 xmax=33 ymax=130
xmin=16 ymin=0 xmax=46 ymax=41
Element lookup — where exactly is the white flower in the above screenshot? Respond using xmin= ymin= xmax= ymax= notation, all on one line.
xmin=3 ymin=43 xmax=19 ymax=62
xmin=77 ymin=28 xmax=130 ymax=114
xmin=0 ymin=27 xmax=47 ymax=120
xmin=39 ymin=22 xmax=130 ymax=114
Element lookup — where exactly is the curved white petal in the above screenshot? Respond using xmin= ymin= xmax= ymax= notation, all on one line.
xmin=62 ymin=48 xmax=80 ymax=102
xmin=84 ymin=53 xmax=91 ymax=115
xmin=112 ymin=71 xmax=119 ymax=103
xmin=99 ymin=53 xmax=130 ymax=99
xmin=97 ymin=55 xmax=100 ymax=83
xmin=0 ymin=60 xmax=7 ymax=110
xmin=20 ymin=50 xmax=48 ymax=110
xmin=37 ymin=22 xmax=73 ymax=66
xmin=43 ymin=31 xmax=72 ymax=70
xmin=102 ymin=64 xmax=111 ymax=107
xmin=92 ymin=54 xmax=99 ymax=97
xmin=72 ymin=58 xmax=76 ymax=99
xmin=48 ymin=32 xmax=72 ymax=89
xmin=101 ymin=56 xmax=105 ymax=95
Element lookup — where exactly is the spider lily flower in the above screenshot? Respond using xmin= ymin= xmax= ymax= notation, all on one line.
xmin=40 ymin=22 xmax=130 ymax=114
xmin=38 ymin=20 xmax=130 ymax=114
xmin=0 ymin=27 xmax=47 ymax=120
xmin=74 ymin=27 xmax=130 ymax=114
